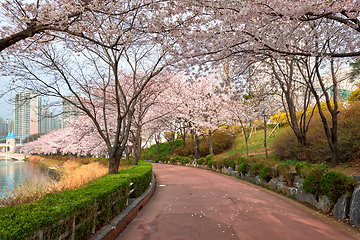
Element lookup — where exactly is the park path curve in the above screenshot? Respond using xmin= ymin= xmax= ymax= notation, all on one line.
xmin=116 ymin=163 xmax=359 ymax=240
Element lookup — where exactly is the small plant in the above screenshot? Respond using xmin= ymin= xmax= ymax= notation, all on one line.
xmin=163 ymin=156 xmax=170 ymax=163
xmin=181 ymin=157 xmax=189 ymax=165
xmin=302 ymin=166 xmax=326 ymax=198
xmin=208 ymin=160 xmax=214 ymax=168
xmin=237 ymin=156 xmax=246 ymax=165
xmin=228 ymin=160 xmax=235 ymax=169
xmin=189 ymin=155 xmax=194 ymax=160
xmin=197 ymin=157 xmax=205 ymax=165
xmin=259 ymin=167 xmax=271 ymax=181
xmin=287 ymin=194 xmax=295 ymax=199
xmin=295 ymin=161 xmax=312 ymax=178
xmin=320 ymin=171 xmax=355 ymax=203
xmin=238 ymin=162 xmax=249 ymax=173
xmin=276 ymin=163 xmax=291 ymax=176
xmin=252 ymin=162 xmax=265 ymax=176
xmin=206 ymin=154 xmax=214 ymax=162
xmin=223 ymin=157 xmax=228 ymax=168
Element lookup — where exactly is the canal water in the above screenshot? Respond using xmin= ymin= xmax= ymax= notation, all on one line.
xmin=0 ymin=156 xmax=58 ymax=198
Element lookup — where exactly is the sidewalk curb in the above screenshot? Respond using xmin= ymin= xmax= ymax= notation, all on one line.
xmin=89 ymin=174 xmax=156 ymax=240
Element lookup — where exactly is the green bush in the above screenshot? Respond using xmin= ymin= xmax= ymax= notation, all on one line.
xmin=181 ymin=157 xmax=189 ymax=165
xmin=302 ymin=166 xmax=326 ymax=198
xmin=228 ymin=160 xmax=235 ymax=169
xmin=163 ymin=156 xmax=170 ymax=163
xmin=238 ymin=162 xmax=249 ymax=173
xmin=208 ymin=160 xmax=214 ymax=168
xmin=295 ymin=161 xmax=313 ymax=178
xmin=214 ymin=157 xmax=225 ymax=168
xmin=189 ymin=155 xmax=194 ymax=160
xmin=237 ymin=156 xmax=246 ymax=165
xmin=197 ymin=157 xmax=205 ymax=165
xmin=0 ymin=161 xmax=152 ymax=240
xmin=320 ymin=171 xmax=354 ymax=203
xmin=259 ymin=167 xmax=271 ymax=182
xmin=223 ymin=158 xmax=228 ymax=168
xmin=276 ymin=163 xmax=291 ymax=176
xmin=206 ymin=154 xmax=214 ymax=161
xmin=252 ymin=162 xmax=265 ymax=176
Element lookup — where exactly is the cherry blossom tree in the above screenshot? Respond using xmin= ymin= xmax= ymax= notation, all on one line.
xmin=6 ymin=10 xmax=170 ymax=174
xmin=0 ymin=0 xmax=164 ymax=52
xmin=176 ymin=77 xmax=230 ymax=155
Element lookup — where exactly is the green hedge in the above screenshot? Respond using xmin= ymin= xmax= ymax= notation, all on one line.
xmin=0 ymin=161 xmax=152 ymax=240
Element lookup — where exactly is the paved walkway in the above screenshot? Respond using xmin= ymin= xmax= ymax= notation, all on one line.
xmin=117 ymin=164 xmax=359 ymax=240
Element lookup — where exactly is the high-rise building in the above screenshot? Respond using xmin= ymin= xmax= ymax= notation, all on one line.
xmin=62 ymin=98 xmax=78 ymax=129
xmin=42 ymin=108 xmax=61 ymax=134
xmin=14 ymin=91 xmax=42 ymax=137
xmin=0 ymin=118 xmax=14 ymax=135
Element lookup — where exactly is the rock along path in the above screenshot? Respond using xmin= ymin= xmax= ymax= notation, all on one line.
xmin=116 ymin=163 xmax=360 ymax=240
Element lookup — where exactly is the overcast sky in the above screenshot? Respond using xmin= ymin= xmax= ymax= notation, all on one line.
xmin=0 ymin=76 xmax=14 ymax=120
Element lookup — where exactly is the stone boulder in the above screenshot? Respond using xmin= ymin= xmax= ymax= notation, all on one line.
xmin=316 ymin=195 xmax=330 ymax=212
xmin=293 ymin=176 xmax=303 ymax=188
xmin=305 ymin=193 xmax=318 ymax=206
xmin=232 ymin=171 xmax=239 ymax=178
xmin=228 ymin=167 xmax=234 ymax=175
xmin=268 ymin=178 xmax=279 ymax=190
xmin=255 ymin=175 xmax=261 ymax=185
xmin=276 ymin=181 xmax=287 ymax=191
xmin=349 ymin=186 xmax=360 ymax=228
xmin=245 ymin=172 xmax=251 ymax=181
xmin=333 ymin=195 xmax=350 ymax=220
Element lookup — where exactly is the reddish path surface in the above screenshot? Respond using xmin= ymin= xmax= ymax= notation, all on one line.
xmin=116 ymin=164 xmax=359 ymax=240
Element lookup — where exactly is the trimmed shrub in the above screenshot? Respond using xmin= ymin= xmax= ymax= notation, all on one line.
xmin=302 ymin=166 xmax=326 ymax=198
xmin=228 ymin=160 xmax=235 ymax=169
xmin=276 ymin=163 xmax=291 ymax=176
xmin=181 ymin=157 xmax=189 ymax=165
xmin=252 ymin=162 xmax=265 ymax=176
xmin=320 ymin=171 xmax=355 ymax=203
xmin=214 ymin=157 xmax=225 ymax=169
xmin=163 ymin=156 xmax=170 ymax=163
xmin=238 ymin=162 xmax=249 ymax=173
xmin=189 ymin=155 xmax=194 ymax=160
xmin=206 ymin=154 xmax=214 ymax=161
xmin=197 ymin=157 xmax=205 ymax=165
xmin=223 ymin=158 xmax=228 ymax=168
xmin=208 ymin=160 xmax=214 ymax=168
xmin=237 ymin=156 xmax=246 ymax=165
xmin=295 ymin=161 xmax=313 ymax=178
xmin=259 ymin=167 xmax=271 ymax=182
xmin=0 ymin=161 xmax=152 ymax=240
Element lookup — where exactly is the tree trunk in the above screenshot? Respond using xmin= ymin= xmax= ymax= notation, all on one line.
xmin=171 ymin=142 xmax=174 ymax=155
xmin=263 ymin=115 xmax=268 ymax=158
xmin=132 ymin=128 xmax=142 ymax=166
xmin=125 ymin=146 xmax=130 ymax=162
xmin=208 ymin=131 xmax=214 ymax=155
xmin=310 ymin=57 xmax=340 ymax=167
xmin=191 ymin=132 xmax=196 ymax=154
xmin=156 ymin=141 xmax=160 ymax=155
xmin=108 ymin=150 xmax=122 ymax=174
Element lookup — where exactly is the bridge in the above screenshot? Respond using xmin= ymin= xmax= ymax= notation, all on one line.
xmin=0 ymin=153 xmax=26 ymax=160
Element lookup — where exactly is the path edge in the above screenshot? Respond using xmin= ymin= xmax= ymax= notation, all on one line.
xmin=89 ymin=174 xmax=156 ymax=240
